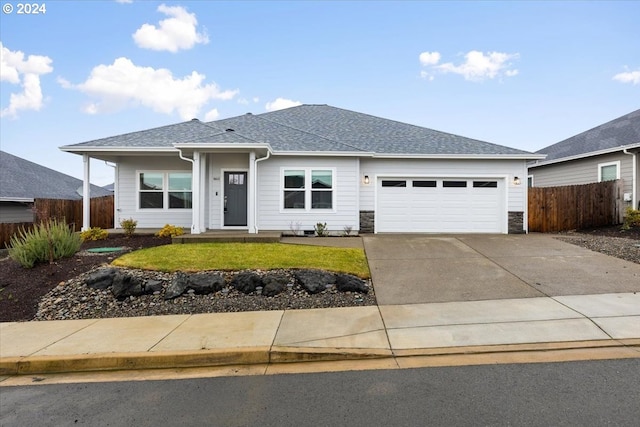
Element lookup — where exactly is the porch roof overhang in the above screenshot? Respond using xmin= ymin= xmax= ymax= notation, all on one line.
xmin=59 ymin=144 xmax=274 ymax=162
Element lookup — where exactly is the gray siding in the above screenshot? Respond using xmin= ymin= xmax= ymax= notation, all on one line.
xmin=0 ymin=202 xmax=34 ymax=223
xmin=256 ymin=156 xmax=359 ymax=233
xmin=529 ymin=152 xmax=636 ymax=208
xmin=116 ymin=156 xmax=194 ymax=228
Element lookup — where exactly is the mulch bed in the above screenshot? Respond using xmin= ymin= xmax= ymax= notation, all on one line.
xmin=0 ymin=235 xmax=170 ymax=322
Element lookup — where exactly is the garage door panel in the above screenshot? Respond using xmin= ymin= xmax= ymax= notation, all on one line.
xmin=377 ymin=177 xmax=505 ymax=233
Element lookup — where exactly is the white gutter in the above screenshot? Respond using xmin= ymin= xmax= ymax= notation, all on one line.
xmin=530 ymin=143 xmax=640 ymax=168
xmin=623 ymin=148 xmax=637 ymax=209
xmin=252 ymin=150 xmax=271 ymax=233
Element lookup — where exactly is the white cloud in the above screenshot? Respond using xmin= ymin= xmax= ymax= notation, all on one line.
xmin=265 ymin=97 xmax=302 ymax=112
xmin=204 ymin=108 xmax=219 ymax=121
xmin=613 ymin=69 xmax=640 ymax=85
xmin=60 ymin=57 xmax=238 ymax=120
xmin=1 ymin=42 xmax=53 ymax=118
xmin=419 ymin=50 xmax=519 ymax=82
xmin=419 ymin=51 xmax=441 ymax=66
xmin=133 ymin=4 xmax=209 ymax=52
xmin=115 ymin=0 xmax=132 ymax=3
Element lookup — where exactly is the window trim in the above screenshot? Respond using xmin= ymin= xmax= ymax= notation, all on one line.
xmin=137 ymin=170 xmax=193 ymax=211
xmin=598 ymin=161 xmax=620 ymax=182
xmin=280 ymin=167 xmax=336 ymax=212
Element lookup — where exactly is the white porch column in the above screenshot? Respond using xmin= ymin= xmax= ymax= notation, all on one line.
xmin=191 ymin=151 xmax=202 ymax=234
xmin=82 ymin=154 xmax=90 ymax=231
xmin=199 ymin=153 xmax=206 ymax=232
xmin=248 ymin=151 xmax=257 ymax=233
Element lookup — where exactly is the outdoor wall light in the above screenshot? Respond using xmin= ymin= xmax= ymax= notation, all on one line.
xmin=513 ymin=176 xmax=521 ymax=185
xmin=364 ymin=175 xmax=370 ymax=185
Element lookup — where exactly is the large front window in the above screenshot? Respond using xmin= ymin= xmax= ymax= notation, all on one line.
xmin=139 ymin=172 xmax=192 ymax=209
xmin=283 ymin=168 xmax=334 ymax=210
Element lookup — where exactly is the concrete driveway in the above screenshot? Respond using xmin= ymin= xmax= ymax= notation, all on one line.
xmin=363 ymin=234 xmax=640 ymax=305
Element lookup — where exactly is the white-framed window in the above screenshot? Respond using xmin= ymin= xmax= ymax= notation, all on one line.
xmin=138 ymin=171 xmax=192 ymax=209
xmin=598 ymin=161 xmax=620 ymax=182
xmin=527 ymin=175 xmax=534 ymax=188
xmin=282 ymin=168 xmax=335 ymax=211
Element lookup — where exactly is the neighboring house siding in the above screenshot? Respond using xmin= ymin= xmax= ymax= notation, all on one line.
xmin=529 ymin=152 xmax=635 ymax=207
xmin=117 ymin=156 xmax=193 ymax=228
xmin=208 ymin=153 xmax=250 ymax=229
xmin=0 ymin=202 xmax=34 ymax=223
xmin=359 ymin=158 xmax=528 ymax=213
xmin=256 ymin=156 xmax=359 ymax=233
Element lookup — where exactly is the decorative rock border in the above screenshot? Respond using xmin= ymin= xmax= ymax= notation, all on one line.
xmin=85 ymin=267 xmax=369 ymax=301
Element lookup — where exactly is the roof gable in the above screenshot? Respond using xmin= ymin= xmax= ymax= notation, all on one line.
xmin=0 ymin=151 xmax=112 ymax=200
xmin=62 ymin=104 xmax=537 ymax=157
xmin=535 ymin=109 xmax=640 ymax=162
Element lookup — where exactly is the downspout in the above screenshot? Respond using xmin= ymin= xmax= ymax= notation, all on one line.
xmin=177 ymin=148 xmax=200 ymax=234
xmin=252 ymin=150 xmax=271 ymax=233
xmin=623 ymin=148 xmax=637 ymax=209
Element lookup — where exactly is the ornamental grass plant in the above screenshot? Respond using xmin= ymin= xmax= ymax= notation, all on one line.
xmin=9 ymin=218 xmax=82 ymax=268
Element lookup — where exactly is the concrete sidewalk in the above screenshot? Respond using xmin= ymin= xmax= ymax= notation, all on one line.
xmin=2 ymin=292 xmax=638 ymax=376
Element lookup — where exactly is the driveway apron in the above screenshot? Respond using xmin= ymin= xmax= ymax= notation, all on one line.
xmin=362 ymin=234 xmax=640 ymax=306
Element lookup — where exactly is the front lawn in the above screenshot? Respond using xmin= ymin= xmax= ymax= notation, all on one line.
xmin=112 ymin=242 xmax=370 ymax=278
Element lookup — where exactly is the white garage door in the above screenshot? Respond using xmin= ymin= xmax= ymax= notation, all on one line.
xmin=376 ymin=178 xmax=505 ymax=233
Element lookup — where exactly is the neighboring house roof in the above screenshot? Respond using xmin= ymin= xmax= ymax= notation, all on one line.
xmin=531 ymin=109 xmax=640 ymax=166
xmin=0 ymin=151 xmax=112 ymax=201
xmin=61 ymin=105 xmax=539 ymax=158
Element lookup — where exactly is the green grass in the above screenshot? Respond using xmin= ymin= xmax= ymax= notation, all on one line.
xmin=112 ymin=243 xmax=370 ymax=278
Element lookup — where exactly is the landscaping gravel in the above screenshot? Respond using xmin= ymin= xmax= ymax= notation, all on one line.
xmin=34 ymin=267 xmax=375 ymax=321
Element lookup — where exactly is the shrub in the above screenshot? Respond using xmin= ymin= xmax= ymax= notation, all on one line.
xmin=80 ymin=227 xmax=109 ymax=241
xmin=8 ymin=219 xmax=82 ymax=268
xmin=622 ymin=207 xmax=640 ymax=230
xmin=120 ymin=218 xmax=138 ymax=237
xmin=155 ymin=224 xmax=184 ymax=238
xmin=314 ymin=222 xmax=328 ymax=237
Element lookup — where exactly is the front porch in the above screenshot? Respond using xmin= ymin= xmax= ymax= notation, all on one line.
xmin=106 ymin=229 xmax=282 ymax=244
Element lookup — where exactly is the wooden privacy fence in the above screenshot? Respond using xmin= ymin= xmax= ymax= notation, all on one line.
xmin=0 ymin=195 xmax=114 ymax=248
xmin=528 ymin=180 xmax=623 ymax=233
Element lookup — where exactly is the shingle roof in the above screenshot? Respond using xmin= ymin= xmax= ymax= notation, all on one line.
xmin=239 ymin=104 xmax=531 ymax=155
xmin=63 ymin=104 xmax=535 ymax=156
xmin=67 ymin=119 xmax=228 ymax=148
xmin=0 ymin=151 xmax=112 ymax=200
xmin=535 ymin=109 xmax=640 ymax=162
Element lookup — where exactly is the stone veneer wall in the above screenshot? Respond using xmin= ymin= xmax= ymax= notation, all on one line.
xmin=508 ymin=211 xmax=525 ymax=234
xmin=359 ymin=210 xmax=375 ymax=234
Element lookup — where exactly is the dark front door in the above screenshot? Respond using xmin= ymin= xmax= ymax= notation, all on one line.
xmin=224 ymin=172 xmax=248 ymax=226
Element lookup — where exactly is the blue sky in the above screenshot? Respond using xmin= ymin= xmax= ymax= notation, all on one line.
xmin=1 ymin=0 xmax=639 ymax=185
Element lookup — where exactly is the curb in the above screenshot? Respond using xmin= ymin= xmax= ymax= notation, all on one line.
xmin=2 ymin=339 xmax=638 ymax=376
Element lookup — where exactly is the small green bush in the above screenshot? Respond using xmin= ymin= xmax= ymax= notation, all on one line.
xmin=314 ymin=222 xmax=328 ymax=237
xmin=120 ymin=218 xmax=138 ymax=237
xmin=622 ymin=207 xmax=640 ymax=230
xmin=80 ymin=227 xmax=109 ymax=241
xmin=9 ymin=219 xmax=82 ymax=268
xmin=155 ymin=224 xmax=184 ymax=238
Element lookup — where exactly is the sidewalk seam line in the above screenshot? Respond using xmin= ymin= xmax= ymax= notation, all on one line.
xmin=549 ymin=296 xmax=616 ymax=341
xmin=147 ymin=314 xmax=193 ymax=352
xmin=27 ymin=318 xmax=101 ymax=357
